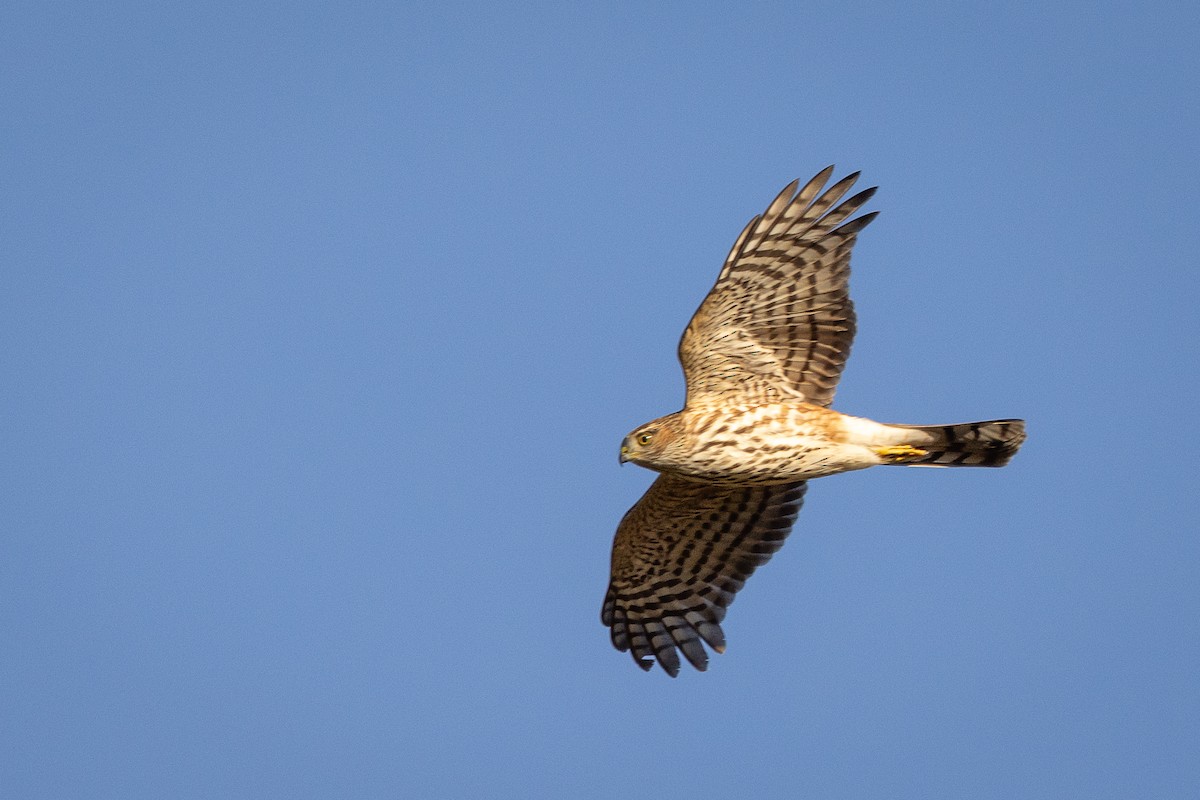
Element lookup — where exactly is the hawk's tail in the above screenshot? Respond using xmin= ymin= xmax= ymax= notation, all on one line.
xmin=891 ymin=419 xmax=1026 ymax=467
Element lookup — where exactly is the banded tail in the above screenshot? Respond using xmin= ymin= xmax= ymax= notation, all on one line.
xmin=893 ymin=419 xmax=1026 ymax=467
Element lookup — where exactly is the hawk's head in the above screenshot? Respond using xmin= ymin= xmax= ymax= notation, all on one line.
xmin=619 ymin=414 xmax=684 ymax=470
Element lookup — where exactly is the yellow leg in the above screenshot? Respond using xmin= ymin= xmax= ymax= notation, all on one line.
xmin=875 ymin=444 xmax=928 ymax=463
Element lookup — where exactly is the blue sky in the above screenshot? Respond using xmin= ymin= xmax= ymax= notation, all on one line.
xmin=3 ymin=2 xmax=1198 ymax=798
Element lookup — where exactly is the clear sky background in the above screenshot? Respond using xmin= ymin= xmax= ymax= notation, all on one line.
xmin=4 ymin=2 xmax=1198 ymax=798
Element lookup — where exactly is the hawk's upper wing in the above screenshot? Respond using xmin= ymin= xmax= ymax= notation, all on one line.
xmin=601 ymin=475 xmax=807 ymax=676
xmin=678 ymin=167 xmax=877 ymax=409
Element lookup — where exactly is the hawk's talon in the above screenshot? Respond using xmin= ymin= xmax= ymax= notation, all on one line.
xmin=874 ymin=444 xmax=928 ymax=462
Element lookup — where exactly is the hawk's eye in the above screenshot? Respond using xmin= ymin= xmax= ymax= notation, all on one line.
xmin=637 ymin=432 xmax=654 ymax=445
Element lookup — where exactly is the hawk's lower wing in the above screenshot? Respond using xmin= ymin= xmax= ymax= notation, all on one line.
xmin=601 ymin=475 xmax=807 ymax=676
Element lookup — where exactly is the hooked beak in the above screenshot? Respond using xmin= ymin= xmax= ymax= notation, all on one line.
xmin=619 ymin=441 xmax=630 ymax=465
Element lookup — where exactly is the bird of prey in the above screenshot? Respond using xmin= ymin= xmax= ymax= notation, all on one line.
xmin=601 ymin=167 xmax=1025 ymax=676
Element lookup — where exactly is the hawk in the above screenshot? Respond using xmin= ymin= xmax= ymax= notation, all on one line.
xmin=602 ymin=167 xmax=1025 ymax=676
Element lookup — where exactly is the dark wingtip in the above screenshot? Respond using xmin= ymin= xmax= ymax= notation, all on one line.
xmin=837 ymin=209 xmax=879 ymax=236
xmin=848 ymin=185 xmax=877 ymax=205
